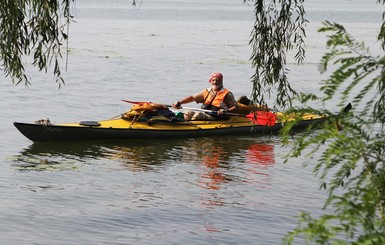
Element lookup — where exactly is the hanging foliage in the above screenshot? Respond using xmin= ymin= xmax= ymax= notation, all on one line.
xmin=0 ymin=0 xmax=73 ymax=87
xmin=282 ymin=12 xmax=385 ymax=245
xmin=245 ymin=0 xmax=307 ymax=109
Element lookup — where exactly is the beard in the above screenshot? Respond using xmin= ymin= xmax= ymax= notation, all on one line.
xmin=211 ymin=84 xmax=223 ymax=91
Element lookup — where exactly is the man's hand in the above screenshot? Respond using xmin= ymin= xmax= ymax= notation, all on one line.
xmin=217 ymin=108 xmax=227 ymax=115
xmin=172 ymin=101 xmax=182 ymax=109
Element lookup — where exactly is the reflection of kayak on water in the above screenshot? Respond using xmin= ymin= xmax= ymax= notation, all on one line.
xmin=246 ymin=144 xmax=275 ymax=166
xmin=13 ymin=101 xmax=328 ymax=142
xmin=12 ymin=137 xmax=276 ymax=175
xmin=195 ymin=138 xmax=276 ymax=190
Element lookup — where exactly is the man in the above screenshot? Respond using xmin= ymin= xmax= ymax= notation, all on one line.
xmin=172 ymin=72 xmax=239 ymax=120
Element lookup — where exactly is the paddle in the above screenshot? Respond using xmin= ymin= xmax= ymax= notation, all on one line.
xmin=121 ymin=99 xmax=150 ymax=104
xmin=121 ymin=99 xmax=276 ymax=126
xmin=180 ymin=106 xmax=276 ymax=126
xmin=343 ymin=103 xmax=352 ymax=113
xmin=336 ymin=102 xmax=352 ymax=131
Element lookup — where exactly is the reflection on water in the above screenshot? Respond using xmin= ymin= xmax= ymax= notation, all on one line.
xmin=12 ymin=137 xmax=276 ymax=195
xmin=246 ymin=144 xmax=275 ymax=166
xmin=13 ymin=137 xmax=275 ymax=172
xmin=244 ymin=143 xmax=275 ymax=188
xmin=195 ymin=140 xmax=234 ymax=191
xmin=182 ymin=138 xmax=276 ymax=233
xmin=196 ymin=140 xmax=275 ymax=191
xmin=11 ymin=141 xmax=105 ymax=171
xmin=9 ymin=135 xmax=301 ymax=242
xmin=11 ymin=136 xmax=277 ymax=236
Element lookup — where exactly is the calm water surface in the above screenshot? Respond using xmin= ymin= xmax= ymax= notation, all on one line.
xmin=0 ymin=0 xmax=382 ymax=244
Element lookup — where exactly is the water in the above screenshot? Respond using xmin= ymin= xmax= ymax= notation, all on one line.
xmin=0 ymin=0 xmax=383 ymax=244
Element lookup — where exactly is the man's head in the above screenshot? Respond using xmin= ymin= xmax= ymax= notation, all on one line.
xmin=208 ymin=72 xmax=223 ymax=91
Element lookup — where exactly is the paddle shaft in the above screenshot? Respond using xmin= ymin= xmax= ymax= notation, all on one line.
xmin=179 ymin=106 xmax=247 ymax=117
xmin=121 ymin=99 xmax=276 ymax=123
xmin=121 ymin=100 xmax=246 ymax=116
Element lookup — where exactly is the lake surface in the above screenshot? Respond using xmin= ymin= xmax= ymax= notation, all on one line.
xmin=0 ymin=0 xmax=382 ymax=244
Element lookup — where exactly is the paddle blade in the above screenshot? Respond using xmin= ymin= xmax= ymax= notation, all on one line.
xmin=122 ymin=99 xmax=150 ymax=104
xmin=342 ymin=103 xmax=352 ymax=113
xmin=246 ymin=111 xmax=277 ymax=126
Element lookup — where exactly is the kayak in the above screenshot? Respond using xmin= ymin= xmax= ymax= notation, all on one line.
xmin=13 ymin=111 xmax=327 ymax=142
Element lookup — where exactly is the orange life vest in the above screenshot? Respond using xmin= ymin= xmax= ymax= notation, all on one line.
xmin=203 ymin=88 xmax=230 ymax=108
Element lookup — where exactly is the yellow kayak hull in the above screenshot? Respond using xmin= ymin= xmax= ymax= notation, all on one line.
xmin=14 ymin=113 xmax=326 ymax=142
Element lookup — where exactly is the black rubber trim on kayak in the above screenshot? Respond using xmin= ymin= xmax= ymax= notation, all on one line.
xmin=79 ymin=121 xmax=101 ymax=127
